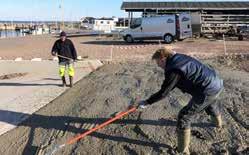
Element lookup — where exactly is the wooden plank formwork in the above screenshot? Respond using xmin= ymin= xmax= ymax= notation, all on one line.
xmin=201 ymin=14 xmax=249 ymax=34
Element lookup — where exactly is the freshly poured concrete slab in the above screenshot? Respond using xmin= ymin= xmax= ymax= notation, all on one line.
xmin=0 ymin=60 xmax=103 ymax=135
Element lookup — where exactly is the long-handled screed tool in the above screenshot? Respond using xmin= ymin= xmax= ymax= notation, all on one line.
xmin=54 ymin=54 xmax=97 ymax=72
xmin=56 ymin=54 xmax=74 ymax=61
xmin=44 ymin=107 xmax=137 ymax=155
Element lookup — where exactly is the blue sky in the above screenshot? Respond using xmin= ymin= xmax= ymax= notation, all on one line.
xmin=0 ymin=0 xmax=126 ymax=21
xmin=0 ymin=0 xmax=248 ymax=21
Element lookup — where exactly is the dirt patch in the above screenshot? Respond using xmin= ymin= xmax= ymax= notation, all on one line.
xmin=0 ymin=57 xmax=248 ymax=155
xmin=0 ymin=72 xmax=28 ymax=80
xmin=1 ymin=35 xmax=249 ymax=63
xmin=212 ymin=54 xmax=249 ymax=73
xmin=240 ymin=61 xmax=249 ymax=72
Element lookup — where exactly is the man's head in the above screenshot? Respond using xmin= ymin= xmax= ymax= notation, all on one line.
xmin=60 ymin=31 xmax=67 ymax=41
xmin=152 ymin=47 xmax=175 ymax=69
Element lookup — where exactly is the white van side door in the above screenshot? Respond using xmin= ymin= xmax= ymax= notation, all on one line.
xmin=129 ymin=18 xmax=144 ymax=39
xmin=179 ymin=13 xmax=192 ymax=39
xmin=141 ymin=16 xmax=176 ymax=39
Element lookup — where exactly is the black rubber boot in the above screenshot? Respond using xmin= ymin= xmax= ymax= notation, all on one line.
xmin=62 ymin=76 xmax=66 ymax=87
xmin=69 ymin=76 xmax=73 ymax=88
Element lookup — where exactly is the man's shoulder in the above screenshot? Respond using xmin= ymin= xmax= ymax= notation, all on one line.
xmin=171 ymin=53 xmax=195 ymax=63
xmin=55 ymin=39 xmax=61 ymax=43
xmin=65 ymin=39 xmax=73 ymax=43
xmin=174 ymin=53 xmax=188 ymax=58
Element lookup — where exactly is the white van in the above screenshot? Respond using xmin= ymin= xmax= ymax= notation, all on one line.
xmin=121 ymin=13 xmax=192 ymax=44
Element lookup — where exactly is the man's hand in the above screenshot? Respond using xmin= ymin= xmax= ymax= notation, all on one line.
xmin=137 ymin=100 xmax=147 ymax=109
xmin=69 ymin=59 xmax=77 ymax=63
xmin=129 ymin=100 xmax=147 ymax=110
xmin=52 ymin=52 xmax=56 ymax=56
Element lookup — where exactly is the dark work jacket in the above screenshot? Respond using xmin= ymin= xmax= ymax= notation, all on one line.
xmin=51 ymin=39 xmax=77 ymax=63
xmin=165 ymin=53 xmax=223 ymax=96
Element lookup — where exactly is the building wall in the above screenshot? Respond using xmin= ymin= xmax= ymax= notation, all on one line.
xmin=125 ymin=7 xmax=249 ymax=35
xmin=93 ymin=20 xmax=115 ymax=33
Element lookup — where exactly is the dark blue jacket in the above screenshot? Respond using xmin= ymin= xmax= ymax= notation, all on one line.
xmin=51 ymin=39 xmax=77 ymax=63
xmin=165 ymin=53 xmax=223 ymax=96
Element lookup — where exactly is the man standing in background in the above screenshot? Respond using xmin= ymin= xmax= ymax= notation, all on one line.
xmin=51 ymin=31 xmax=77 ymax=87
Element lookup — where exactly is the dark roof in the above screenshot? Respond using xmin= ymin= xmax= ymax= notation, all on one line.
xmin=96 ymin=18 xmax=114 ymax=20
xmin=121 ymin=1 xmax=249 ymax=11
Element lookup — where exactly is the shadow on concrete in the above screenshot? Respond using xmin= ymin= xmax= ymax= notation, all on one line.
xmin=42 ymin=78 xmax=61 ymax=81
xmin=0 ymin=83 xmax=61 ymax=87
xmin=0 ymin=109 xmax=214 ymax=154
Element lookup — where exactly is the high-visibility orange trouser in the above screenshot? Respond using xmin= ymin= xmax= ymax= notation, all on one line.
xmin=59 ymin=61 xmax=75 ymax=77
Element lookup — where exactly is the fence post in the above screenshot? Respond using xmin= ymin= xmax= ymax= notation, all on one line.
xmin=110 ymin=45 xmax=113 ymax=61
xmin=159 ymin=40 xmax=162 ymax=48
xmin=223 ymin=34 xmax=227 ymax=55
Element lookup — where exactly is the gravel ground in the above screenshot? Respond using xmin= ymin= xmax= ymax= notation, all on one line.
xmin=0 ymin=34 xmax=248 ymax=155
xmin=0 ymin=55 xmax=248 ymax=155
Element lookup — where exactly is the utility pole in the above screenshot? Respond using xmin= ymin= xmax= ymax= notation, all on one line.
xmin=59 ymin=0 xmax=65 ymax=30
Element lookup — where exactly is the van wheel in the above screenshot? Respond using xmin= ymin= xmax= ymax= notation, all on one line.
xmin=125 ymin=35 xmax=134 ymax=43
xmin=164 ymin=34 xmax=173 ymax=44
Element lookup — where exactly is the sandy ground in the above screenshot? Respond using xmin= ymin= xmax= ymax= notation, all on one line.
xmin=0 ymin=34 xmax=249 ymax=61
xmin=0 ymin=55 xmax=248 ymax=155
xmin=0 ymin=60 xmax=103 ymax=136
xmin=0 ymin=35 xmax=248 ymax=155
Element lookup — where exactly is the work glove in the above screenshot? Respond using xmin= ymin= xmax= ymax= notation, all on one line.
xmin=52 ymin=52 xmax=56 ymax=56
xmin=129 ymin=100 xmax=147 ymax=110
xmin=137 ymin=100 xmax=147 ymax=109
xmin=69 ymin=59 xmax=75 ymax=64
